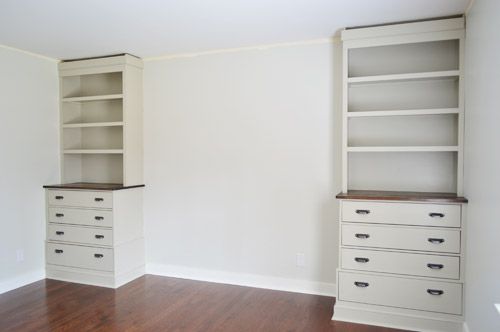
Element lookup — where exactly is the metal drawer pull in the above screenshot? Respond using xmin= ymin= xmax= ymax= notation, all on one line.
xmin=55 ymin=213 xmax=64 ymax=217
xmin=428 ymin=238 xmax=445 ymax=244
xmin=429 ymin=212 xmax=445 ymax=218
xmin=427 ymin=263 xmax=444 ymax=270
xmin=355 ymin=233 xmax=370 ymax=239
xmin=95 ymin=234 xmax=104 ymax=239
xmin=427 ymin=289 xmax=444 ymax=296
xmin=94 ymin=197 xmax=104 ymax=202
xmin=354 ymin=257 xmax=370 ymax=263
xmin=94 ymin=254 xmax=104 ymax=258
xmin=55 ymin=231 xmax=64 ymax=235
xmin=54 ymin=249 xmax=63 ymax=254
xmin=95 ymin=216 xmax=104 ymax=221
xmin=355 ymin=209 xmax=370 ymax=215
xmin=354 ymin=281 xmax=369 ymax=288
xmin=55 ymin=196 xmax=64 ymax=200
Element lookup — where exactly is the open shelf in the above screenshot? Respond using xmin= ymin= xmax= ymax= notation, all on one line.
xmin=63 ymin=149 xmax=124 ymax=154
xmin=347 ymin=146 xmax=459 ymax=152
xmin=347 ymin=108 xmax=460 ymax=118
xmin=62 ymin=121 xmax=124 ymax=128
xmin=62 ymin=94 xmax=123 ymax=103
xmin=348 ymin=70 xmax=459 ymax=85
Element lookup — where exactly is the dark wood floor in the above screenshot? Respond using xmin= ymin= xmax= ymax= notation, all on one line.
xmin=0 ymin=275 xmax=407 ymax=332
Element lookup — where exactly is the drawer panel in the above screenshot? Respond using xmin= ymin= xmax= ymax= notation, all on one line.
xmin=342 ymin=201 xmax=461 ymax=227
xmin=341 ymin=248 xmax=460 ymax=279
xmin=342 ymin=224 xmax=461 ymax=253
xmin=48 ymin=207 xmax=113 ymax=228
xmin=338 ymin=272 xmax=462 ymax=315
xmin=46 ymin=242 xmax=113 ymax=272
xmin=47 ymin=224 xmax=113 ymax=246
xmin=47 ymin=190 xmax=112 ymax=209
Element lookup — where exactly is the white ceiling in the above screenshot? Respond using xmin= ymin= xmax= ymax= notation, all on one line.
xmin=0 ymin=0 xmax=470 ymax=60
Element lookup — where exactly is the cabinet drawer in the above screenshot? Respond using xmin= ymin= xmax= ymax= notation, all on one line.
xmin=342 ymin=201 xmax=461 ymax=227
xmin=48 ymin=207 xmax=113 ymax=228
xmin=341 ymin=248 xmax=460 ymax=279
xmin=46 ymin=242 xmax=113 ymax=272
xmin=47 ymin=224 xmax=113 ymax=246
xmin=47 ymin=190 xmax=112 ymax=209
xmin=342 ymin=224 xmax=461 ymax=253
xmin=338 ymin=272 xmax=462 ymax=315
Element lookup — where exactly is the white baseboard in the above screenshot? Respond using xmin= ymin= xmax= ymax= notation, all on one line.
xmin=0 ymin=269 xmax=45 ymax=295
xmin=462 ymin=322 xmax=470 ymax=332
xmin=146 ymin=263 xmax=336 ymax=297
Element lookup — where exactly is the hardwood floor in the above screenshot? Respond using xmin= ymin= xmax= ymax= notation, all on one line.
xmin=0 ymin=275 xmax=408 ymax=332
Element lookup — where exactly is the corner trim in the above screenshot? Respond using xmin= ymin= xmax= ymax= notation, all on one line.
xmin=146 ymin=263 xmax=336 ymax=297
xmin=0 ymin=269 xmax=46 ymax=294
xmin=0 ymin=44 xmax=59 ymax=62
xmin=143 ymin=37 xmax=339 ymax=62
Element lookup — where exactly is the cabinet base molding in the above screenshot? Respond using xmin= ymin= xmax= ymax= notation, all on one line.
xmin=46 ymin=264 xmax=145 ymax=288
xmin=332 ymin=301 xmax=463 ymax=332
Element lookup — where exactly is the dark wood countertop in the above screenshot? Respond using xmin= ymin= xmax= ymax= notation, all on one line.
xmin=336 ymin=190 xmax=468 ymax=203
xmin=43 ymin=182 xmax=145 ymax=191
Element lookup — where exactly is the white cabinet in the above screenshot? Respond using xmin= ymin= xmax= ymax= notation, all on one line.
xmin=334 ymin=17 xmax=468 ymax=332
xmin=45 ymin=187 xmax=145 ymax=288
xmin=44 ymin=55 xmax=145 ymax=288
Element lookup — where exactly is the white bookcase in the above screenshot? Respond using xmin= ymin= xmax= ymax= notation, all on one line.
xmin=59 ymin=54 xmax=143 ymax=186
xmin=341 ymin=18 xmax=464 ymax=195
xmin=334 ymin=18 xmax=468 ymax=332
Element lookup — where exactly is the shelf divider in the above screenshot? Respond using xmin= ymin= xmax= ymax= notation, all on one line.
xmin=348 ymin=70 xmax=460 ymax=85
xmin=62 ymin=121 xmax=124 ymax=128
xmin=62 ymin=94 xmax=123 ymax=103
xmin=63 ymin=149 xmax=124 ymax=154
xmin=347 ymin=146 xmax=459 ymax=152
xmin=347 ymin=108 xmax=460 ymax=118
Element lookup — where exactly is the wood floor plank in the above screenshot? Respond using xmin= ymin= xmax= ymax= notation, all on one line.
xmin=0 ymin=275 xmax=409 ymax=332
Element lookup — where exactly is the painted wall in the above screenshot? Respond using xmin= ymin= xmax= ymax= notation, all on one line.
xmin=0 ymin=46 xmax=59 ymax=293
xmin=144 ymin=41 xmax=341 ymax=294
xmin=464 ymin=0 xmax=500 ymax=330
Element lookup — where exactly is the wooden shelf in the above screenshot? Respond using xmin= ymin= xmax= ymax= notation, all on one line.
xmin=347 ymin=146 xmax=459 ymax=152
xmin=348 ymin=70 xmax=460 ymax=85
xmin=62 ymin=94 xmax=123 ymax=103
xmin=63 ymin=149 xmax=124 ymax=154
xmin=336 ymin=190 xmax=468 ymax=203
xmin=62 ymin=122 xmax=124 ymax=128
xmin=347 ymin=108 xmax=460 ymax=118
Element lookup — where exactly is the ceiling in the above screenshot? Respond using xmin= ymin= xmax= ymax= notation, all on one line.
xmin=0 ymin=0 xmax=470 ymax=60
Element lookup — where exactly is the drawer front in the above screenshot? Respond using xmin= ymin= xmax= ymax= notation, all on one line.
xmin=342 ymin=201 xmax=461 ymax=227
xmin=48 ymin=207 xmax=113 ymax=228
xmin=341 ymin=248 xmax=460 ymax=279
xmin=46 ymin=242 xmax=113 ymax=272
xmin=342 ymin=224 xmax=461 ymax=253
xmin=47 ymin=190 xmax=112 ymax=209
xmin=47 ymin=224 xmax=113 ymax=246
xmin=339 ymin=272 xmax=462 ymax=315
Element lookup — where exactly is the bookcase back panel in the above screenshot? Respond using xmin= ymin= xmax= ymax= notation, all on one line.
xmin=348 ymin=114 xmax=458 ymax=147
xmin=348 ymin=152 xmax=457 ymax=193
xmin=63 ymin=127 xmax=123 ymax=150
xmin=348 ymin=40 xmax=459 ymax=77
xmin=63 ymin=154 xmax=123 ymax=184
xmin=62 ymin=100 xmax=123 ymax=124
xmin=348 ymin=79 xmax=458 ymax=112
xmin=62 ymin=72 xmax=122 ymax=98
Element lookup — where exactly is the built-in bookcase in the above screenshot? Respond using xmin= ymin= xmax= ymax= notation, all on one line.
xmin=341 ymin=18 xmax=464 ymax=194
xmin=59 ymin=55 xmax=143 ymax=186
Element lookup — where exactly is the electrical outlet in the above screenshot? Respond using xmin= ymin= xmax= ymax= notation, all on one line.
xmin=16 ymin=249 xmax=24 ymax=262
xmin=296 ymin=253 xmax=306 ymax=267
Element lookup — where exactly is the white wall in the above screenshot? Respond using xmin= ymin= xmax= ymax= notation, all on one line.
xmin=144 ymin=41 xmax=340 ymax=294
xmin=0 ymin=46 xmax=59 ymax=293
xmin=464 ymin=1 xmax=500 ymax=331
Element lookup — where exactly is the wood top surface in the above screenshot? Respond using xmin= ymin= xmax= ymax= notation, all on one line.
xmin=43 ymin=182 xmax=145 ymax=191
xmin=336 ymin=190 xmax=468 ymax=203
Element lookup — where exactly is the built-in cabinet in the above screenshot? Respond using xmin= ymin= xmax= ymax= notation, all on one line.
xmin=44 ymin=55 xmax=145 ymax=288
xmin=334 ymin=18 xmax=468 ymax=332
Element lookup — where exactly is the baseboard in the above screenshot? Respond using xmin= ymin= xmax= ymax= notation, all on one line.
xmin=146 ymin=263 xmax=336 ymax=297
xmin=0 ymin=269 xmax=45 ymax=295
xmin=462 ymin=321 xmax=470 ymax=332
